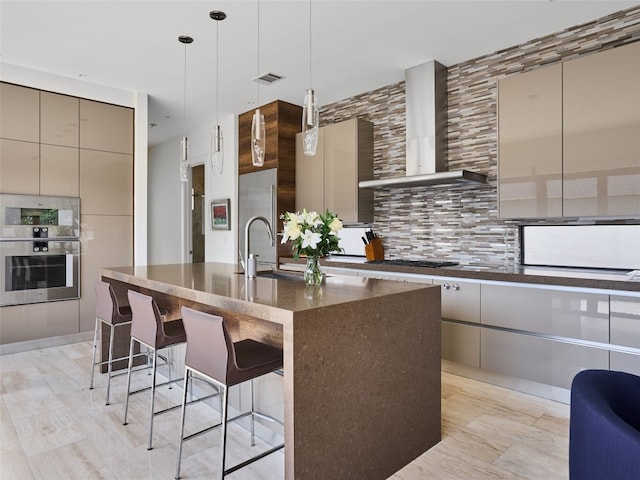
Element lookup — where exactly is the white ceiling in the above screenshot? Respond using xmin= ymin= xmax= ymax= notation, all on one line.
xmin=1 ymin=0 xmax=637 ymax=146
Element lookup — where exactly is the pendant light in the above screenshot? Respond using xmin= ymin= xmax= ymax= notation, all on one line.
xmin=302 ymin=0 xmax=319 ymax=156
xmin=178 ymin=35 xmax=193 ymax=182
xmin=251 ymin=0 xmax=266 ymax=166
xmin=209 ymin=10 xmax=226 ymax=176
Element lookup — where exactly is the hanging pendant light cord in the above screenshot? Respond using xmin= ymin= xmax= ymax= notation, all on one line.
xmin=257 ymin=0 xmax=260 ymax=106
xmin=215 ymin=19 xmax=219 ymax=125
xmin=309 ymin=0 xmax=312 ymax=89
xmin=183 ymin=43 xmax=187 ymax=123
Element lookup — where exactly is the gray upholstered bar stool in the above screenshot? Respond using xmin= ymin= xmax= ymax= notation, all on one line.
xmin=123 ymin=290 xmax=187 ymax=450
xmin=175 ymin=306 xmax=284 ymax=479
xmin=89 ymin=280 xmax=133 ymax=405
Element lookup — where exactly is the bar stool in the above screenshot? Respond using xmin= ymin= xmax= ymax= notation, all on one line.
xmin=89 ymin=280 xmax=133 ymax=405
xmin=123 ymin=290 xmax=187 ymax=450
xmin=175 ymin=306 xmax=284 ymax=479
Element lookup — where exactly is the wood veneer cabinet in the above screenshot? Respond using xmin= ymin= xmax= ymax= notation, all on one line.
xmin=295 ymin=117 xmax=373 ymax=223
xmin=238 ymin=100 xmax=301 ymax=175
xmin=238 ymin=100 xmax=302 ymax=262
xmin=563 ymin=41 xmax=640 ymax=217
xmin=498 ymin=64 xmax=563 ymax=219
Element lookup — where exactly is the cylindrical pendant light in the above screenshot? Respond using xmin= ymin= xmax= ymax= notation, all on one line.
xmin=251 ymin=0 xmax=266 ymax=166
xmin=178 ymin=35 xmax=193 ymax=182
xmin=302 ymin=0 xmax=319 ymax=156
xmin=209 ymin=10 xmax=226 ymax=176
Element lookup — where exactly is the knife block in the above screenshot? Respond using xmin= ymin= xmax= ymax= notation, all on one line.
xmin=365 ymin=237 xmax=384 ymax=261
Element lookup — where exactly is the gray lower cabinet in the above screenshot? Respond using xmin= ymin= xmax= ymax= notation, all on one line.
xmin=481 ymin=283 xmax=609 ymax=342
xmin=610 ymin=295 xmax=640 ymax=376
xmin=480 ymin=329 xmax=609 ymax=390
xmin=434 ymin=279 xmax=481 ymax=368
xmin=480 ymin=283 xmax=610 ymax=389
xmin=442 ymin=322 xmax=480 ymax=368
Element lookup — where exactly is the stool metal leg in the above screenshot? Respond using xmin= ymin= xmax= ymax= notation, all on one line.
xmin=220 ymin=385 xmax=229 ymax=480
xmin=105 ymin=323 xmax=115 ymax=405
xmin=123 ymin=337 xmax=135 ymax=426
xmin=89 ymin=317 xmax=100 ymax=390
xmin=175 ymin=368 xmax=191 ymax=480
xmin=250 ymin=379 xmax=256 ymax=447
xmin=148 ymin=348 xmax=158 ymax=450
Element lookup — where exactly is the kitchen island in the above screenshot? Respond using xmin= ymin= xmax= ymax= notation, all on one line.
xmin=101 ymin=262 xmax=441 ymax=480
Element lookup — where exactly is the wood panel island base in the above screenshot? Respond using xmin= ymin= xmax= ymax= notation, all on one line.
xmin=101 ymin=263 xmax=441 ymax=479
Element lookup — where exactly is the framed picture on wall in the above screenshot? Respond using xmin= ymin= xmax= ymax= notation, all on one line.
xmin=211 ymin=199 xmax=230 ymax=230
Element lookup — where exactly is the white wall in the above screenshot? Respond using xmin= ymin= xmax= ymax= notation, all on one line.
xmin=148 ymin=114 xmax=237 ymax=265
xmin=0 ymin=62 xmax=149 ymax=265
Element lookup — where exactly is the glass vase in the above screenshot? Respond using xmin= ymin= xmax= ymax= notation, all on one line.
xmin=304 ymin=255 xmax=323 ymax=286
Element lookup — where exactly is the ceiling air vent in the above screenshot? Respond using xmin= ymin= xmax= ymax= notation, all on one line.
xmin=252 ymin=72 xmax=285 ymax=85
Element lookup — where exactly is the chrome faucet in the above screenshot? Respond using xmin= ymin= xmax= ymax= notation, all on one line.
xmin=244 ymin=215 xmax=274 ymax=278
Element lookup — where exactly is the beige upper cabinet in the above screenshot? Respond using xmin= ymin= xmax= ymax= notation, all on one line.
xmin=498 ymin=42 xmax=640 ymax=219
xmin=498 ymin=64 xmax=563 ymax=219
xmin=295 ymin=127 xmax=325 ymax=214
xmin=0 ymin=139 xmax=40 ymax=194
xmin=563 ymin=41 xmax=640 ymax=217
xmin=40 ymin=144 xmax=79 ymax=197
xmin=41 ymin=91 xmax=79 ymax=147
xmin=79 ymin=149 xmax=133 ymax=215
xmin=80 ymin=99 xmax=134 ymax=154
xmin=295 ymin=118 xmax=374 ymax=224
xmin=0 ymin=82 xmax=40 ymax=142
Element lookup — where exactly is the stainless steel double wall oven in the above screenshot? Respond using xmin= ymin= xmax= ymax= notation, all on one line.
xmin=0 ymin=194 xmax=80 ymax=306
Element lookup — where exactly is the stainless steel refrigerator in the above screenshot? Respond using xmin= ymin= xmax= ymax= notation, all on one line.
xmin=238 ymin=168 xmax=278 ymax=267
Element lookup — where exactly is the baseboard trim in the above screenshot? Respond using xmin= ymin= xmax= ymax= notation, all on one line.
xmin=0 ymin=331 xmax=93 ymax=355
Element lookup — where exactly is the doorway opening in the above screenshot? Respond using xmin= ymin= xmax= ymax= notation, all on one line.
xmin=191 ymin=164 xmax=205 ymax=263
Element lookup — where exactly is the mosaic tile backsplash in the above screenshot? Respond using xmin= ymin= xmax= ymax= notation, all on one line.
xmin=319 ymin=6 xmax=640 ymax=268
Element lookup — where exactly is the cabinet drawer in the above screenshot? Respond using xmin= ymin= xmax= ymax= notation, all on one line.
xmin=610 ymin=296 xmax=640 ymax=350
xmin=481 ymin=328 xmax=609 ymax=390
xmin=433 ymin=279 xmax=480 ymax=323
xmin=442 ymin=321 xmax=480 ymax=368
xmin=481 ymin=284 xmax=608 ymax=342
xmin=610 ymin=352 xmax=640 ymax=377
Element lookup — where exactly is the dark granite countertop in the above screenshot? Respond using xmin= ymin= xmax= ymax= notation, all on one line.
xmin=282 ymin=257 xmax=640 ymax=294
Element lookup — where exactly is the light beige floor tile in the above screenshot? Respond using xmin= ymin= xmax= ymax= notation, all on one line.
xmin=1 ymin=341 xmax=570 ymax=480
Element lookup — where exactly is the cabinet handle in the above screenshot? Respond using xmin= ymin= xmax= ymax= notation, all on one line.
xmin=443 ymin=283 xmax=451 ymax=290
xmin=452 ymin=284 xmax=460 ymax=291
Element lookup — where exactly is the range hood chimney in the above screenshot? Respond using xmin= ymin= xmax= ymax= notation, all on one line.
xmin=359 ymin=60 xmax=486 ymax=189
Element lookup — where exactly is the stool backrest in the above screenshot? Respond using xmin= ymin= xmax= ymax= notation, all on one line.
xmin=95 ymin=280 xmax=117 ymax=324
xmin=128 ymin=290 xmax=162 ymax=347
xmin=181 ymin=306 xmax=232 ymax=385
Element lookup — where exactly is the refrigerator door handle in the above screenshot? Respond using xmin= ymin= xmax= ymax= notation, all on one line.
xmin=270 ymin=184 xmax=276 ymax=246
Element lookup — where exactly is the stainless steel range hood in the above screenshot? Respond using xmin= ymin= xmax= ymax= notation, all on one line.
xmin=359 ymin=60 xmax=486 ymax=190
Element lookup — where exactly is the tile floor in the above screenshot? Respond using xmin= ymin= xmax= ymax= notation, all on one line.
xmin=0 ymin=340 xmax=570 ymax=479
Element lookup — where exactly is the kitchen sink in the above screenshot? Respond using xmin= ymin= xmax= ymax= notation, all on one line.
xmin=235 ymin=270 xmax=304 ymax=281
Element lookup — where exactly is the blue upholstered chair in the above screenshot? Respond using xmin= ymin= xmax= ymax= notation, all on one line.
xmin=569 ymin=369 xmax=640 ymax=480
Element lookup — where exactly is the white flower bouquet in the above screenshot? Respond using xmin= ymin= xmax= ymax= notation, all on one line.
xmin=280 ymin=209 xmax=343 ymax=259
